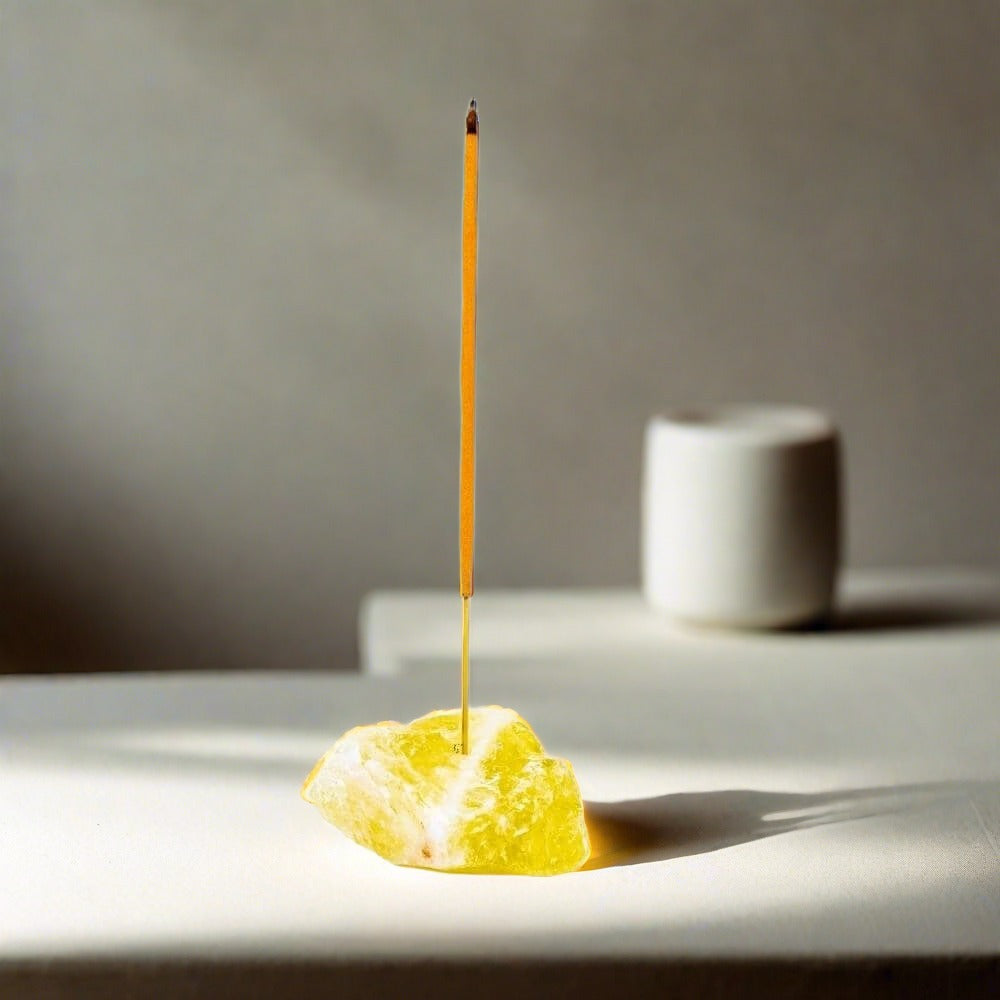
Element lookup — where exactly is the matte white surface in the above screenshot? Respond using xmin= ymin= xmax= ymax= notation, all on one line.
xmin=2 ymin=570 xmax=999 ymax=964
xmin=360 ymin=568 xmax=1000 ymax=675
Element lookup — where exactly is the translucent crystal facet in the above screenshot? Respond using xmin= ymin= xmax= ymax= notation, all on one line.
xmin=301 ymin=706 xmax=590 ymax=876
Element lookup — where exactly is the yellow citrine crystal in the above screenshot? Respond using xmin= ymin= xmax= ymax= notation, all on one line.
xmin=301 ymin=706 xmax=590 ymax=875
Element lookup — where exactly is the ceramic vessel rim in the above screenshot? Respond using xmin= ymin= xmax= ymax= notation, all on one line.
xmin=650 ymin=404 xmax=836 ymax=446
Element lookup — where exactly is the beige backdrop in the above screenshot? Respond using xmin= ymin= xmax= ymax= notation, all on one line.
xmin=3 ymin=1 xmax=998 ymax=672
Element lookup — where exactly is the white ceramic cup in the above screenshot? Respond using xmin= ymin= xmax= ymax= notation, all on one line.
xmin=642 ymin=405 xmax=841 ymax=628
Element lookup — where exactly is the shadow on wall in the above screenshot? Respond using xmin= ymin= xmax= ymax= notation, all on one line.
xmin=0 ymin=523 xmax=138 ymax=674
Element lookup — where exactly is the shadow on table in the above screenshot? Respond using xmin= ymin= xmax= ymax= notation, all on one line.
xmin=813 ymin=577 xmax=1000 ymax=634
xmin=583 ymin=781 xmax=994 ymax=870
xmin=827 ymin=600 xmax=1000 ymax=633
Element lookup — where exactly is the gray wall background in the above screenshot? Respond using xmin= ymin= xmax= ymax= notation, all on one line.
xmin=3 ymin=1 xmax=998 ymax=672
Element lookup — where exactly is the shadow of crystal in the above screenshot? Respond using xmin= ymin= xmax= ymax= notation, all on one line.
xmin=583 ymin=782 xmax=991 ymax=870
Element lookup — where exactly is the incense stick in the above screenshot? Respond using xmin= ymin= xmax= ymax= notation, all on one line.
xmin=459 ymin=99 xmax=479 ymax=756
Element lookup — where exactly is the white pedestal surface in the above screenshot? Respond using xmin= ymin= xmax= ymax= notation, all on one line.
xmin=2 ymin=570 xmax=999 ymax=996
